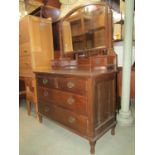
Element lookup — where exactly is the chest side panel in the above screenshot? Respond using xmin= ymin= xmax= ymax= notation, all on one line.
xmin=93 ymin=73 xmax=116 ymax=137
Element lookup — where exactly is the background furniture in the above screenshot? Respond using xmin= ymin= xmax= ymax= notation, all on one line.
xmin=19 ymin=15 xmax=54 ymax=117
xmin=19 ymin=77 xmax=26 ymax=102
xmin=117 ymin=66 xmax=135 ymax=99
xmin=35 ymin=2 xmax=117 ymax=154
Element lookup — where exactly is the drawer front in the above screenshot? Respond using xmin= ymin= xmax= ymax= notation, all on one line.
xmin=37 ymin=76 xmax=56 ymax=88
xmin=57 ymin=78 xmax=86 ymax=95
xmin=37 ymin=87 xmax=87 ymax=115
xmin=38 ymin=102 xmax=87 ymax=134
xmin=19 ymin=42 xmax=31 ymax=57
xmin=91 ymin=57 xmax=108 ymax=67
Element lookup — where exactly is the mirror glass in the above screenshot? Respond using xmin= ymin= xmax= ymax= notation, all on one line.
xmin=62 ymin=4 xmax=107 ymax=53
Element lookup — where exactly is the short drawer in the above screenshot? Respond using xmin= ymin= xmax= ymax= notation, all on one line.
xmin=37 ymin=76 xmax=56 ymax=88
xmin=37 ymin=87 xmax=87 ymax=115
xmin=38 ymin=102 xmax=87 ymax=134
xmin=57 ymin=77 xmax=86 ymax=95
xmin=19 ymin=42 xmax=31 ymax=57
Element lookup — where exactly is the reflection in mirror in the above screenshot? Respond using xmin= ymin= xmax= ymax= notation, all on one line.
xmin=62 ymin=4 xmax=107 ymax=53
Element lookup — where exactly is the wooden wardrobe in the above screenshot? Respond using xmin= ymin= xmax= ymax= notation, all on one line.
xmin=19 ymin=15 xmax=54 ymax=116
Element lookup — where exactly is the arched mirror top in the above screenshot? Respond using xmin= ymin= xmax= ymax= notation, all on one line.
xmin=59 ymin=2 xmax=113 ymax=58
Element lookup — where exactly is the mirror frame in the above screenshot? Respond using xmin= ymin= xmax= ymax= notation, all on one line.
xmin=58 ymin=2 xmax=113 ymax=58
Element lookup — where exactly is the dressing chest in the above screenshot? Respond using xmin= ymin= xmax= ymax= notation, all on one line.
xmin=34 ymin=2 xmax=117 ymax=154
xmin=35 ymin=69 xmax=116 ymax=154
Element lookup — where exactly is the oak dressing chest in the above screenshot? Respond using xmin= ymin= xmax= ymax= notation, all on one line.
xmin=34 ymin=2 xmax=117 ymax=154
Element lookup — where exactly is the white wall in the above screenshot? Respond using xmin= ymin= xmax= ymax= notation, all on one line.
xmin=114 ymin=41 xmax=135 ymax=67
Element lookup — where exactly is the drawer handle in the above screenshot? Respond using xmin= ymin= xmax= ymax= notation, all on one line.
xmin=44 ymin=91 xmax=49 ymax=97
xmin=67 ymin=81 xmax=75 ymax=89
xmin=44 ymin=106 xmax=50 ymax=112
xmin=68 ymin=117 xmax=76 ymax=124
xmin=67 ymin=97 xmax=75 ymax=105
xmin=43 ymin=79 xmax=48 ymax=85
xmin=24 ymin=50 xmax=27 ymax=53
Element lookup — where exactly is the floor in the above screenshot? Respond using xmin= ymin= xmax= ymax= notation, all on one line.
xmin=19 ymin=100 xmax=135 ymax=155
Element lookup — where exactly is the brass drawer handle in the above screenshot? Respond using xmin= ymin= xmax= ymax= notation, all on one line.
xmin=67 ymin=81 xmax=75 ymax=89
xmin=43 ymin=79 xmax=48 ymax=85
xmin=44 ymin=91 xmax=48 ymax=97
xmin=24 ymin=50 xmax=27 ymax=53
xmin=68 ymin=116 xmax=76 ymax=124
xmin=67 ymin=97 xmax=75 ymax=105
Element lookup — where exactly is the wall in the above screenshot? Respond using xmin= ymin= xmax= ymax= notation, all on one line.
xmin=114 ymin=41 xmax=135 ymax=67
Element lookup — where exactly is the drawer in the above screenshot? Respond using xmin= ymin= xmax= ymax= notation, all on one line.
xmin=37 ymin=76 xmax=56 ymax=88
xmin=38 ymin=102 xmax=87 ymax=134
xmin=57 ymin=77 xmax=86 ymax=95
xmin=37 ymin=87 xmax=87 ymax=115
xmin=19 ymin=42 xmax=31 ymax=57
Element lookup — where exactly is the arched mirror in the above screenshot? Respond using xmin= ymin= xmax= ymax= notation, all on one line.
xmin=52 ymin=2 xmax=116 ymax=70
xmin=59 ymin=2 xmax=113 ymax=57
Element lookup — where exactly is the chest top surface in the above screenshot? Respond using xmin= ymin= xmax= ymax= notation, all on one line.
xmin=34 ymin=68 xmax=116 ymax=77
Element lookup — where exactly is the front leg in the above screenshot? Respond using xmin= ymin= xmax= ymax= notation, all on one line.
xmin=111 ymin=126 xmax=116 ymax=135
xmin=89 ymin=140 xmax=96 ymax=155
xmin=38 ymin=113 xmax=43 ymax=123
xmin=26 ymin=100 xmax=31 ymax=116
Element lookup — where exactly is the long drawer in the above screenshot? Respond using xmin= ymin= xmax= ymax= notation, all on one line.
xmin=37 ymin=87 xmax=87 ymax=115
xmin=38 ymin=101 xmax=88 ymax=134
xmin=37 ymin=75 xmax=86 ymax=95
